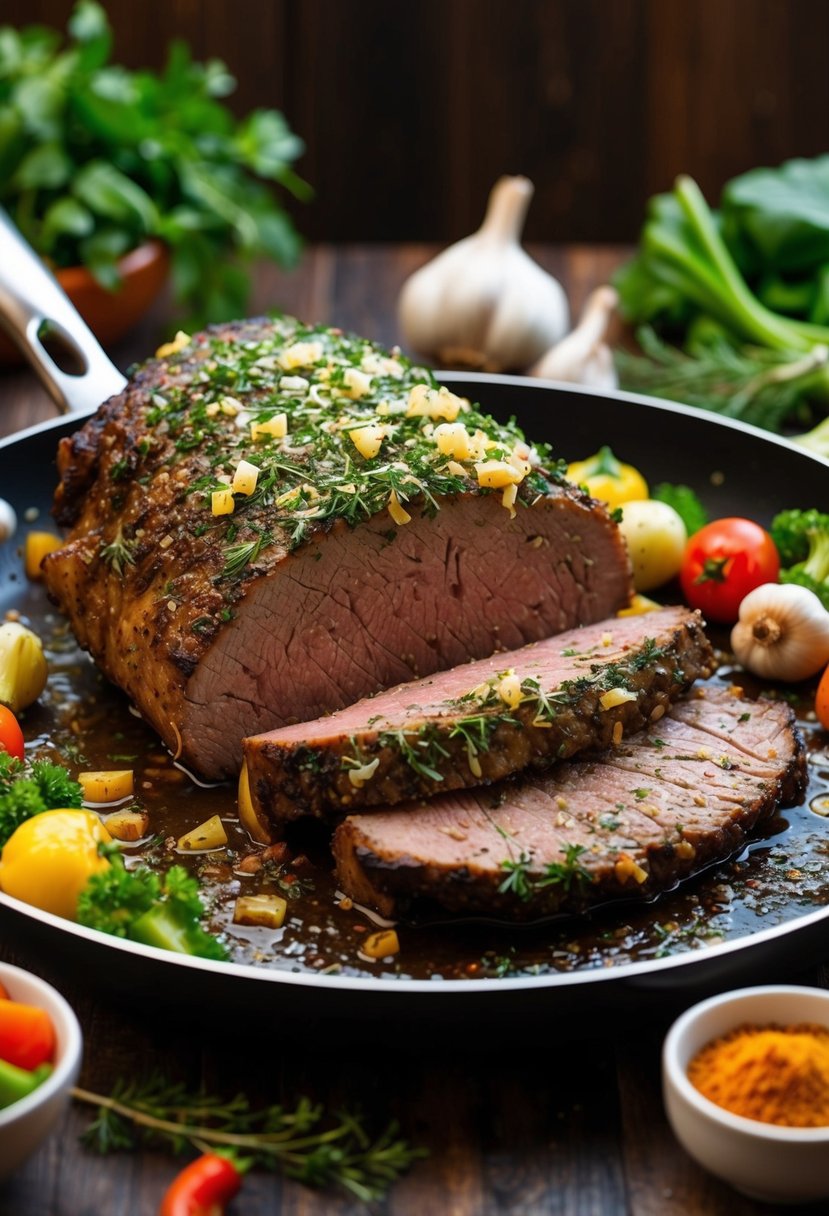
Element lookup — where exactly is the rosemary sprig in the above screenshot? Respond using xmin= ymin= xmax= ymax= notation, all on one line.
xmin=99 ymin=527 xmax=137 ymax=576
xmin=73 ymin=1076 xmax=424 ymax=1203
xmin=498 ymin=843 xmax=591 ymax=902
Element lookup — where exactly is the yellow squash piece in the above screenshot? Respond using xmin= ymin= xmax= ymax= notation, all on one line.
xmin=233 ymin=894 xmax=288 ymax=929
xmin=0 ymin=621 xmax=48 ymax=712
xmin=79 ymin=770 xmax=134 ymax=804
xmin=0 ymin=810 xmax=111 ymax=920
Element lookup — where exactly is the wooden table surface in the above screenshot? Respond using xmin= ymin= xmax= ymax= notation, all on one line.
xmin=1 ymin=245 xmax=827 ymax=1216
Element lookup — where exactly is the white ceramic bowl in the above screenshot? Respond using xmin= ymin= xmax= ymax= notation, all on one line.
xmin=0 ymin=961 xmax=83 ymax=1180
xmin=663 ymin=985 xmax=829 ymax=1204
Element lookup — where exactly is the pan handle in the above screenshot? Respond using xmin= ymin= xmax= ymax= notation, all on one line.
xmin=0 ymin=207 xmax=127 ymax=414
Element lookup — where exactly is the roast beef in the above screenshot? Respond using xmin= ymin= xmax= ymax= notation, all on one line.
xmin=42 ymin=318 xmax=632 ymax=779
xmin=332 ymin=687 xmax=807 ymax=919
xmin=244 ymin=606 xmax=714 ymax=828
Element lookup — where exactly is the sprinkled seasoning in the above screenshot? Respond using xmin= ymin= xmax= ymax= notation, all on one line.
xmin=122 ymin=317 xmax=562 ymax=584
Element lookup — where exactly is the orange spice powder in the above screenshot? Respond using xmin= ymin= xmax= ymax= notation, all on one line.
xmin=688 ymin=1022 xmax=829 ymax=1127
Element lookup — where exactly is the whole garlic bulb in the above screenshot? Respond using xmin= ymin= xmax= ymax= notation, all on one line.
xmin=730 ymin=583 xmax=829 ymax=681
xmin=0 ymin=498 xmax=16 ymax=544
xmin=398 ymin=176 xmax=569 ymax=372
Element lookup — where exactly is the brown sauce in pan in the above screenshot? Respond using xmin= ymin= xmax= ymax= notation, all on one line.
xmin=9 ymin=577 xmax=829 ymax=983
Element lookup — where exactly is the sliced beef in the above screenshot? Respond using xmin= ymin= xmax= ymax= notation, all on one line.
xmin=333 ymin=687 xmax=807 ymax=920
xmin=245 ymin=606 xmax=714 ymax=828
xmin=42 ymin=318 xmax=632 ymax=780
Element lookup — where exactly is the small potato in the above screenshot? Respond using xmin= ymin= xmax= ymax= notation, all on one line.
xmin=618 ymin=500 xmax=687 ymax=592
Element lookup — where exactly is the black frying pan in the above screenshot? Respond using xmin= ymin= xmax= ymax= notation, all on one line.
xmin=1 ymin=209 xmax=828 ymax=1028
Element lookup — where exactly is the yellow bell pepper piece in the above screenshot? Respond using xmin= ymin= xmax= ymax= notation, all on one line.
xmin=0 ymin=810 xmax=111 ymax=920
xmin=566 ymin=446 xmax=648 ymax=509
xmin=24 ymin=532 xmax=62 ymax=580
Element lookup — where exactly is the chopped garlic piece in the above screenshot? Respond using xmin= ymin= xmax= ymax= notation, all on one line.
xmin=159 ymin=534 xmax=174 ymax=550
xmin=599 ymin=687 xmax=637 ymax=710
xmin=388 ymin=490 xmax=411 ymax=526
xmin=343 ymin=367 xmax=373 ymax=398
xmin=434 ymin=422 xmax=475 ymax=459
xmin=466 ymin=742 xmax=482 ymax=778
xmin=251 ymin=413 xmax=288 ymax=441
xmin=278 ymin=340 xmax=323 ymax=370
xmin=502 ymin=483 xmax=518 ymax=518
xmin=614 ymin=854 xmax=648 ymax=885
xmin=232 ymin=460 xmax=260 ymax=495
xmin=205 ymin=402 xmax=220 ymax=418
xmin=347 ymin=757 xmax=380 ymax=788
xmin=349 ymin=424 xmax=388 ymax=459
xmin=406 ymin=383 xmax=468 ymax=421
xmin=475 ymin=460 xmax=523 ymax=489
xmin=211 ymin=489 xmax=235 ymax=516
xmin=280 ymin=375 xmax=309 ymax=393
xmin=219 ymin=396 xmax=243 ymax=416
xmin=446 ymin=460 xmax=467 ymax=477
xmin=155 ymin=330 xmax=191 ymax=358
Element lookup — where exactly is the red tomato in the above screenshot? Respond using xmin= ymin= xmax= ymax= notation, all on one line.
xmin=0 ymin=706 xmax=24 ymax=762
xmin=817 ymin=665 xmax=829 ymax=732
xmin=159 ymin=1153 xmax=244 ymax=1216
xmin=680 ymin=517 xmax=780 ymax=624
xmin=0 ymin=998 xmax=55 ymax=1071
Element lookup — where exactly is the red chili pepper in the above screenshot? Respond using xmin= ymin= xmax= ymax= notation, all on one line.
xmin=158 ymin=1152 xmax=244 ymax=1216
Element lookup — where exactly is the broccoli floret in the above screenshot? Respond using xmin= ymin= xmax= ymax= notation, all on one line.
xmin=771 ymin=509 xmax=829 ymax=610
xmin=77 ymin=851 xmax=229 ymax=962
xmin=0 ymin=756 xmax=83 ymax=847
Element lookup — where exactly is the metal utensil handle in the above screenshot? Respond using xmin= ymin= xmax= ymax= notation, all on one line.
xmin=0 ymin=207 xmax=127 ymax=414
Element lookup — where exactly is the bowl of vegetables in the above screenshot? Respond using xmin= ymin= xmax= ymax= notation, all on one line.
xmin=0 ymin=961 xmax=83 ymax=1180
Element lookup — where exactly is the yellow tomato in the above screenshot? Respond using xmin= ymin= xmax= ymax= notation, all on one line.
xmin=566 ymin=445 xmax=648 ymax=509
xmin=0 ymin=810 xmax=111 ymax=920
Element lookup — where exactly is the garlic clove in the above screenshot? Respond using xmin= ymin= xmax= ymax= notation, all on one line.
xmin=530 ymin=286 xmax=619 ymax=389
xmin=730 ymin=582 xmax=829 ymax=682
xmin=398 ymin=176 xmax=569 ymax=372
xmin=0 ymin=621 xmax=48 ymax=712
xmin=0 ymin=498 xmax=16 ymax=544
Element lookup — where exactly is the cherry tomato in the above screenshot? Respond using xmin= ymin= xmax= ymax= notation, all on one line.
xmin=817 ymin=665 xmax=829 ymax=732
xmin=0 ymin=707 xmax=24 ymax=762
xmin=159 ymin=1152 xmax=244 ymax=1216
xmin=679 ymin=517 xmax=780 ymax=624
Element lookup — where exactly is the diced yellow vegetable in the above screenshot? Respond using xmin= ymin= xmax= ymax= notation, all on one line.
xmin=278 ymin=341 xmax=323 ymax=370
xmin=104 ymin=808 xmax=150 ymax=842
xmin=177 ymin=814 xmax=228 ymax=852
xmin=361 ymin=929 xmax=400 ymax=959
xmin=79 ymin=770 xmax=134 ymax=803
xmin=496 ymin=672 xmax=522 ymax=709
xmin=474 ymin=460 xmax=523 ymax=489
xmin=211 ymin=489 xmax=235 ymax=516
xmin=24 ymin=532 xmax=61 ymax=580
xmin=231 ymin=460 xmax=260 ymax=495
xmin=349 ymin=424 xmax=387 ymax=460
xmin=342 ymin=367 xmax=373 ymax=398
xmin=233 ymin=894 xmax=288 ymax=930
xmin=434 ymin=422 xmax=474 ymax=459
xmin=406 ymin=384 xmax=467 ymax=421
xmin=251 ymin=413 xmax=287 ymax=441
xmin=237 ymin=763 xmax=274 ymax=844
xmin=0 ymin=621 xmax=48 ymax=712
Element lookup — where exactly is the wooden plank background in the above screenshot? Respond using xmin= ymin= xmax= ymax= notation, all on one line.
xmin=2 ymin=0 xmax=828 ymax=243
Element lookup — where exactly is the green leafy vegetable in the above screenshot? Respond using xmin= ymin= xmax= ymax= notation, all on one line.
xmin=0 ymin=754 xmax=82 ymax=847
xmin=74 ymin=1074 xmax=425 ymax=1202
xmin=0 ymin=1 xmax=308 ymax=325
xmin=77 ymin=849 xmax=229 ymax=961
xmin=615 ymin=163 xmax=829 ymax=435
xmin=651 ymin=482 xmax=708 ymax=536
xmin=770 ymin=509 xmax=829 ymax=610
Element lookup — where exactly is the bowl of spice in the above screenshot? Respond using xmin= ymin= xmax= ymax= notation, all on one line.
xmin=663 ymin=985 xmax=829 ymax=1204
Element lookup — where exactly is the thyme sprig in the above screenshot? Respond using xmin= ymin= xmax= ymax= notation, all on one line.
xmin=498 ymin=844 xmax=592 ymax=902
xmin=74 ymin=1075 xmax=424 ymax=1203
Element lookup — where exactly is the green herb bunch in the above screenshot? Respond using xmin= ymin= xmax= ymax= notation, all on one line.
xmin=0 ymin=1 xmax=309 ymax=324
xmin=0 ymin=752 xmax=82 ymax=847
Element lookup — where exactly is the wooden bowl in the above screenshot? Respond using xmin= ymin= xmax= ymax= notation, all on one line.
xmin=0 ymin=239 xmax=169 ymax=364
